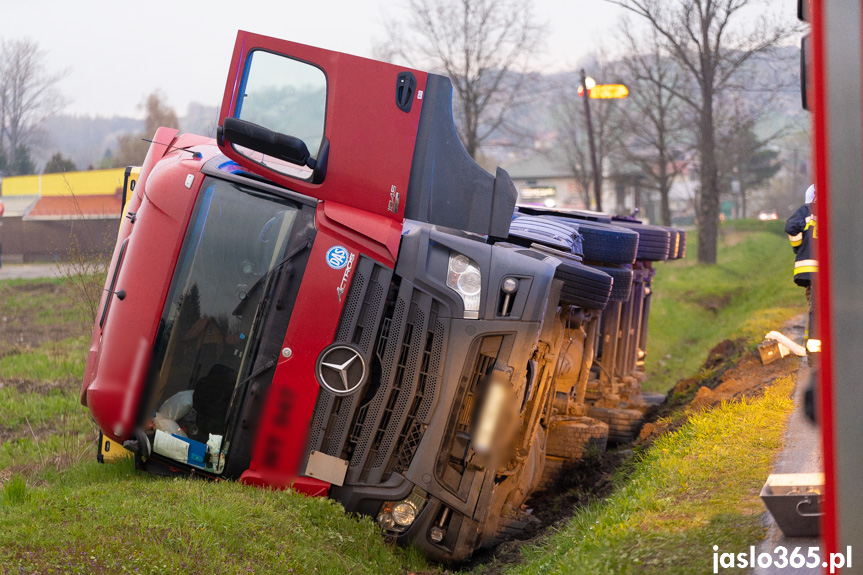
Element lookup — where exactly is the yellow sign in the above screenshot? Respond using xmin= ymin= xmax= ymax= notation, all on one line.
xmin=590 ymin=84 xmax=629 ymax=100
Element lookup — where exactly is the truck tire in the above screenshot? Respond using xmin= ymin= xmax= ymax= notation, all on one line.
xmin=530 ymin=245 xmax=612 ymax=309
xmin=611 ymin=222 xmax=671 ymax=261
xmin=539 ymin=416 xmax=609 ymax=490
xmin=588 ymin=264 xmax=633 ymax=302
xmin=508 ymin=216 xmax=579 ymax=254
xmin=542 ymin=217 xmax=639 ymax=264
xmin=666 ymin=228 xmax=680 ymax=259
xmin=545 ymin=415 xmax=609 ymax=459
xmin=675 ymin=229 xmax=687 ymax=259
xmin=587 ymin=406 xmax=645 ymax=445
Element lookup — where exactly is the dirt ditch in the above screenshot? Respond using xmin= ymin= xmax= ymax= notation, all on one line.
xmin=456 ymin=319 xmax=805 ymax=574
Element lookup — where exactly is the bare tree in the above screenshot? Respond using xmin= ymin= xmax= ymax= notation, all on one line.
xmin=554 ymin=58 xmax=624 ymax=212
xmin=555 ymin=98 xmax=593 ymax=209
xmin=376 ymin=0 xmax=545 ymax=159
xmin=0 ymin=38 xmax=66 ymax=174
xmin=607 ymin=0 xmax=797 ymax=263
xmin=712 ymin=46 xmax=801 ymax=219
xmin=113 ymin=91 xmax=179 ymax=167
xmin=714 ymin=93 xmax=785 ymax=218
xmin=616 ymin=25 xmax=691 ymax=226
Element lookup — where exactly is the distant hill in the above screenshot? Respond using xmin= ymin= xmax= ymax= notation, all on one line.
xmin=39 ymin=103 xmax=219 ymax=171
xmin=42 ymin=114 xmax=142 ymax=170
xmin=36 ymin=44 xmax=803 ymax=174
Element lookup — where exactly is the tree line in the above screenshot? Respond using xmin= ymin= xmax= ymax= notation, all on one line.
xmin=378 ymin=0 xmax=801 ymax=264
xmin=0 ymin=37 xmax=178 ymax=177
xmin=2 ymin=0 xmax=800 ymax=264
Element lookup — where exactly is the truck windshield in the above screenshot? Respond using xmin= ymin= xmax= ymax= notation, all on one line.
xmin=144 ymin=176 xmax=304 ymax=472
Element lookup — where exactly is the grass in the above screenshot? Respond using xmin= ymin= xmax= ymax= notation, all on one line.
xmin=512 ymin=375 xmax=796 ymax=574
xmin=0 ymin=273 xmax=434 ymax=575
xmin=0 ymin=459 xmax=431 ymax=575
xmin=644 ymin=220 xmax=805 ymax=393
xmin=0 ymin=337 xmax=88 ymax=382
xmin=0 ymin=224 xmax=805 ymax=574
xmin=0 ymin=277 xmax=95 ymax=479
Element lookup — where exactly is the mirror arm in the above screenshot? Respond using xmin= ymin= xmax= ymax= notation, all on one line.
xmin=311 ymin=138 xmax=329 ymax=184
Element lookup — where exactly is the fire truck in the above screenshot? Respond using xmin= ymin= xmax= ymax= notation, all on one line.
xmin=800 ymin=0 xmax=863 ymax=563
xmin=82 ymin=31 xmax=682 ymax=562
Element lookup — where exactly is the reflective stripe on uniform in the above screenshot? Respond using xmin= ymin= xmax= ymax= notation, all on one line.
xmin=788 ymin=232 xmax=803 ymax=246
xmin=794 ymin=259 xmax=818 ymax=275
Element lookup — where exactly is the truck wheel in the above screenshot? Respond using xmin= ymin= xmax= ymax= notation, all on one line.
xmin=578 ymin=221 xmax=640 ymax=264
xmin=539 ymin=416 xmax=609 ymax=490
xmin=666 ymin=228 xmax=680 ymax=259
xmin=529 ymin=245 xmax=612 ymax=309
xmin=542 ymin=218 xmax=639 ymax=264
xmin=545 ymin=415 xmax=609 ymax=459
xmin=587 ymin=406 xmax=645 ymax=445
xmin=611 ymin=222 xmax=671 ymax=261
xmin=675 ymin=229 xmax=687 ymax=259
xmin=587 ymin=264 xmax=633 ymax=302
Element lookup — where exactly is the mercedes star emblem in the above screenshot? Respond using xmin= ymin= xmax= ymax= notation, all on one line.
xmin=316 ymin=344 xmax=368 ymax=396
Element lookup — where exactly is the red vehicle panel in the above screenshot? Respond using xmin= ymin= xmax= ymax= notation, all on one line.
xmin=217 ymin=31 xmax=427 ymax=222
xmin=81 ymin=130 xmax=221 ymax=440
xmin=241 ymin=203 xmax=400 ymax=490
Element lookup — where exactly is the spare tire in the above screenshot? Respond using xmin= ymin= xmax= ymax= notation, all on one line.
xmin=529 ymin=245 xmax=612 ymax=310
xmin=610 ymin=221 xmax=670 ymax=261
xmin=588 ymin=264 xmax=633 ymax=302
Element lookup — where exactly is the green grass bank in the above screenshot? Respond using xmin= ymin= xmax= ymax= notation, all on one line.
xmin=0 ymin=222 xmax=805 ymax=574
xmin=644 ymin=220 xmax=804 ymax=393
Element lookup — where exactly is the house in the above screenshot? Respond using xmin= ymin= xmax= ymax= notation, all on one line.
xmin=504 ymin=149 xmax=586 ymax=209
xmin=0 ymin=168 xmax=124 ymax=263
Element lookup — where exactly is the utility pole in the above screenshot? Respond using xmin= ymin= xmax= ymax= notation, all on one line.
xmin=581 ymin=69 xmax=603 ymax=212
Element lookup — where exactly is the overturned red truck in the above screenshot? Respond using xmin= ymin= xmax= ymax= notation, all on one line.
xmin=81 ymin=31 xmax=684 ymax=562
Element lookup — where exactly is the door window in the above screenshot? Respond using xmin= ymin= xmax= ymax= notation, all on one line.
xmin=232 ymin=50 xmax=327 ymax=179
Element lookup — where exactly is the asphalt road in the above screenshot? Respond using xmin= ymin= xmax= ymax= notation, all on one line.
xmin=0 ymin=263 xmax=62 ymax=281
xmin=753 ymin=359 xmax=824 ymax=575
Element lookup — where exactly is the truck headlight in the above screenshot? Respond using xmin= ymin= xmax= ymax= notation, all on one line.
xmin=392 ymin=501 xmax=418 ymax=526
xmin=447 ymin=252 xmax=482 ymax=319
xmin=377 ymin=486 xmax=428 ymax=533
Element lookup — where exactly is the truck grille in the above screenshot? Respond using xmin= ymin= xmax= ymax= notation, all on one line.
xmin=308 ymin=257 xmax=446 ymax=485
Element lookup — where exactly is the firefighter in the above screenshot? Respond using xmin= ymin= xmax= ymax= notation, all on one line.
xmin=785 ymin=184 xmax=819 ymax=358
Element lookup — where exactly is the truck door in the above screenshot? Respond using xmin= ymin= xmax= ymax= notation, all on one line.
xmin=216 ymin=31 xmax=427 ymax=221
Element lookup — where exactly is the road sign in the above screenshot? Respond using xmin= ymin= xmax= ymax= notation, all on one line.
xmin=589 ymin=84 xmax=629 ymax=99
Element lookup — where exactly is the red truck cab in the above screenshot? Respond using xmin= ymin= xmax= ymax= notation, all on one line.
xmin=81 ymin=31 xmax=555 ymax=561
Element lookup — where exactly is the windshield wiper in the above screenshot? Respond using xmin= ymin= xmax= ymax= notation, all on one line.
xmin=232 ymin=239 xmax=312 ymax=317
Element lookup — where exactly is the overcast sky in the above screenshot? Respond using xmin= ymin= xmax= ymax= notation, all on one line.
xmin=2 ymin=0 xmax=792 ymax=119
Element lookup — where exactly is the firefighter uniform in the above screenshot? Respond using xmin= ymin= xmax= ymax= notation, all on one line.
xmin=785 ymin=189 xmax=819 ymax=352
